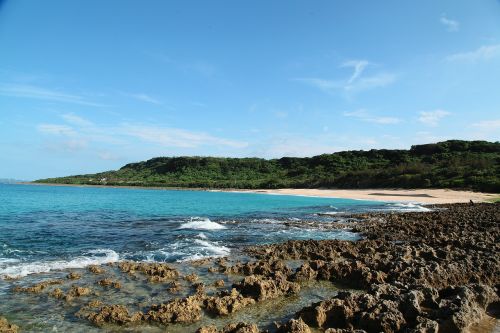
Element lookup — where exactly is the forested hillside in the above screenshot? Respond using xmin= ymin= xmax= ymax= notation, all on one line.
xmin=36 ymin=140 xmax=500 ymax=192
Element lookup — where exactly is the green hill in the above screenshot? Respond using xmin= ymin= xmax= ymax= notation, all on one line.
xmin=36 ymin=140 xmax=500 ymax=192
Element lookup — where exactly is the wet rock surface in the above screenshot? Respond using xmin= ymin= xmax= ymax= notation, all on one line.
xmin=118 ymin=261 xmax=179 ymax=282
xmin=196 ymin=322 xmax=261 ymax=333
xmin=249 ymin=203 xmax=500 ymax=332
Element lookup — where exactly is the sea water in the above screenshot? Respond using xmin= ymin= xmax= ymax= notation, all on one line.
xmin=0 ymin=183 xmax=432 ymax=332
xmin=0 ymin=183 xmax=428 ymax=279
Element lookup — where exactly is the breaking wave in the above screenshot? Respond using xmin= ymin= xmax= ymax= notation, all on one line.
xmin=0 ymin=249 xmax=119 ymax=278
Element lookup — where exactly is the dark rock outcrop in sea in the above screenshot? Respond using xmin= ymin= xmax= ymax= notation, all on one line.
xmin=248 ymin=203 xmax=499 ymax=332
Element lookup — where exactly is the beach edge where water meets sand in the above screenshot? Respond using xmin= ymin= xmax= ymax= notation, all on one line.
xmin=224 ymin=188 xmax=498 ymax=204
xmin=19 ymin=183 xmax=499 ymax=204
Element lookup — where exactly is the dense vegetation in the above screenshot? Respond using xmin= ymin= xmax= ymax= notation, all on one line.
xmin=36 ymin=140 xmax=500 ymax=192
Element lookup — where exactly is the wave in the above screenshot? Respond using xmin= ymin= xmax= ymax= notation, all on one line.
xmin=178 ymin=217 xmax=226 ymax=230
xmin=0 ymin=249 xmax=119 ymax=278
xmin=390 ymin=203 xmax=431 ymax=212
xmin=178 ymin=239 xmax=230 ymax=262
xmin=317 ymin=211 xmax=346 ymax=216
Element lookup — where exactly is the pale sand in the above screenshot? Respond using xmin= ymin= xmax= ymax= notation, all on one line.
xmin=228 ymin=188 xmax=498 ymax=204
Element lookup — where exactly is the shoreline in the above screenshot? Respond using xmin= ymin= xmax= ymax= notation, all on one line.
xmin=19 ymin=182 xmax=498 ymax=204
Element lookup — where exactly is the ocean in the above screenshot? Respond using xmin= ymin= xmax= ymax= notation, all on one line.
xmin=0 ymin=183 xmax=430 ymax=279
xmin=0 ymin=183 xmax=434 ymax=332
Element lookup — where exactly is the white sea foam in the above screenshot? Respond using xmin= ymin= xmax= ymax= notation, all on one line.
xmin=178 ymin=239 xmax=231 ymax=262
xmin=390 ymin=203 xmax=431 ymax=212
xmin=0 ymin=249 xmax=119 ymax=278
xmin=318 ymin=211 xmax=346 ymax=216
xmin=178 ymin=217 xmax=226 ymax=230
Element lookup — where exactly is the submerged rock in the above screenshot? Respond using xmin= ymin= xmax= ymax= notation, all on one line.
xmin=167 ymin=281 xmax=182 ymax=293
xmin=213 ymin=279 xmax=225 ymax=287
xmin=97 ymin=278 xmax=121 ymax=289
xmin=66 ymin=271 xmax=82 ymax=280
xmin=13 ymin=279 xmax=64 ymax=293
xmin=0 ymin=317 xmax=19 ymax=333
xmin=196 ymin=322 xmax=261 ymax=333
xmin=204 ymin=288 xmax=256 ymax=316
xmin=184 ymin=272 xmax=199 ymax=282
xmin=78 ymin=304 xmax=143 ymax=326
xmin=234 ymin=273 xmax=300 ymax=301
xmin=87 ymin=265 xmax=105 ymax=274
xmin=118 ymin=261 xmax=179 ymax=282
xmin=275 ymin=318 xmax=311 ymax=333
xmin=144 ymin=295 xmax=202 ymax=324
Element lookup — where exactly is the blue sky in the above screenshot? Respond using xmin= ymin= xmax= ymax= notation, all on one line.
xmin=1 ymin=0 xmax=499 ymax=180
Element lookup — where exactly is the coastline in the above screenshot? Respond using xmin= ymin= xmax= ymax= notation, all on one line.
xmin=20 ymin=182 xmax=498 ymax=204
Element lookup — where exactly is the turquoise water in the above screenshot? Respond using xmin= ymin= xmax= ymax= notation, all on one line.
xmin=0 ymin=183 xmax=426 ymax=278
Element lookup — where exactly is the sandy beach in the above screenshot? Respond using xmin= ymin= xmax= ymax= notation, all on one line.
xmin=232 ymin=188 xmax=498 ymax=204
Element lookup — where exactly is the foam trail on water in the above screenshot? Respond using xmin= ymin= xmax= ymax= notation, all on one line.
xmin=391 ymin=203 xmax=431 ymax=212
xmin=178 ymin=217 xmax=226 ymax=230
xmin=0 ymin=249 xmax=119 ymax=278
xmin=178 ymin=239 xmax=231 ymax=262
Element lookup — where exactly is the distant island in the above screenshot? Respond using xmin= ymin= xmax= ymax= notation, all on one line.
xmin=0 ymin=178 xmax=26 ymax=184
xmin=35 ymin=140 xmax=500 ymax=193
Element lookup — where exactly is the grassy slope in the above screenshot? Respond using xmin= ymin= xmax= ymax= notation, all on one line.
xmin=36 ymin=140 xmax=500 ymax=193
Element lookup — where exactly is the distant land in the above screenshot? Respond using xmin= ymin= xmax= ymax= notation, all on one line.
xmin=0 ymin=178 xmax=26 ymax=184
xmin=35 ymin=140 xmax=500 ymax=193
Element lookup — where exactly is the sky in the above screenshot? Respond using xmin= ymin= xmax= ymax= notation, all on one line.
xmin=1 ymin=0 xmax=499 ymax=180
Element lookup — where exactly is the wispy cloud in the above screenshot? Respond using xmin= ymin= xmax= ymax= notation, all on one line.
xmin=344 ymin=109 xmax=401 ymax=124
xmin=128 ymin=93 xmax=162 ymax=105
xmin=418 ymin=109 xmax=451 ymax=126
xmin=37 ymin=113 xmax=248 ymax=154
xmin=37 ymin=124 xmax=77 ymax=136
xmin=344 ymin=73 xmax=396 ymax=92
xmin=341 ymin=60 xmax=369 ymax=84
xmin=472 ymin=119 xmax=500 ymax=131
xmin=446 ymin=44 xmax=500 ymax=63
xmin=145 ymin=52 xmax=217 ymax=77
xmin=294 ymin=60 xmax=396 ymax=96
xmin=121 ymin=125 xmax=248 ymax=149
xmin=0 ymin=83 xmax=108 ymax=107
xmin=98 ymin=151 xmax=121 ymax=161
xmin=252 ymin=136 xmax=337 ymax=158
xmin=61 ymin=113 xmax=93 ymax=127
xmin=440 ymin=15 xmax=459 ymax=32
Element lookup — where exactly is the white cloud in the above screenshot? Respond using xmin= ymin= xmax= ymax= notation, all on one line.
xmin=252 ymin=136 xmax=337 ymax=158
xmin=344 ymin=109 xmax=401 ymax=124
xmin=341 ymin=60 xmax=369 ymax=84
xmin=43 ymin=139 xmax=88 ymax=153
xmin=0 ymin=83 xmax=107 ymax=107
xmin=440 ymin=15 xmax=459 ymax=32
xmin=293 ymin=78 xmax=341 ymax=94
xmin=37 ymin=124 xmax=76 ymax=136
xmin=98 ymin=151 xmax=121 ymax=161
xmin=62 ymin=113 xmax=93 ymax=127
xmin=417 ymin=109 xmax=451 ymax=126
xmin=344 ymin=73 xmax=396 ymax=92
xmin=446 ymin=44 xmax=500 ymax=63
xmin=121 ymin=125 xmax=248 ymax=149
xmin=129 ymin=93 xmax=162 ymax=105
xmin=472 ymin=119 xmax=500 ymax=131
xmin=294 ymin=59 xmax=396 ymax=95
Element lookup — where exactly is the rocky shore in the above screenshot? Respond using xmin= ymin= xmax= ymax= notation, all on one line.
xmin=1 ymin=203 xmax=498 ymax=332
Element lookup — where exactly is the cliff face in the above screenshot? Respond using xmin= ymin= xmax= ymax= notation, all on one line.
xmin=36 ymin=140 xmax=500 ymax=192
